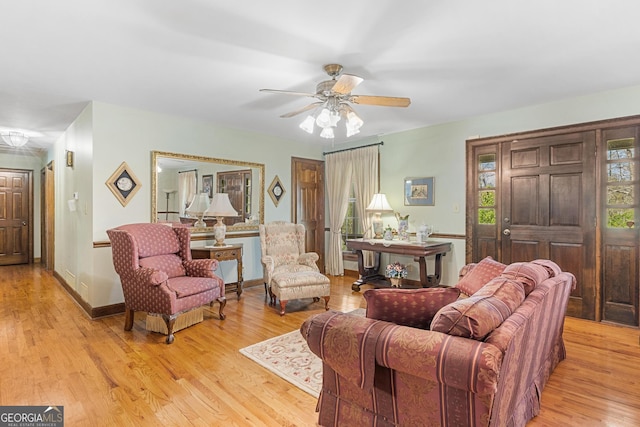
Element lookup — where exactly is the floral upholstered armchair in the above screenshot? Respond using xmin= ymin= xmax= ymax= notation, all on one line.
xmin=107 ymin=223 xmax=226 ymax=344
xmin=259 ymin=221 xmax=330 ymax=315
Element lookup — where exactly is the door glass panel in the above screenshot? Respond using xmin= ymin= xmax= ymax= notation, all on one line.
xmin=607 ymin=185 xmax=633 ymax=205
xmin=478 ymin=208 xmax=496 ymax=224
xmin=607 ymin=162 xmax=633 ymax=182
xmin=479 ymin=190 xmax=495 ymax=207
xmin=607 ymin=208 xmax=635 ymax=228
xmin=607 ymin=138 xmax=634 ymax=160
xmin=478 ymin=172 xmax=495 ymax=188
xmin=478 ymin=154 xmax=496 ymax=171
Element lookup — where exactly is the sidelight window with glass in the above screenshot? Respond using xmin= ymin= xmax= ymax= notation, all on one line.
xmin=606 ymin=137 xmax=636 ymax=228
xmin=477 ymin=153 xmax=497 ymax=225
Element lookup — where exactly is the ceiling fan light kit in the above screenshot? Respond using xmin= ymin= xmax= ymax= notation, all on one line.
xmin=261 ymin=64 xmax=410 ymax=140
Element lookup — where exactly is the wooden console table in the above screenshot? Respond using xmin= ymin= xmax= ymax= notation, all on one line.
xmin=346 ymin=238 xmax=452 ymax=291
xmin=191 ymin=244 xmax=244 ymax=299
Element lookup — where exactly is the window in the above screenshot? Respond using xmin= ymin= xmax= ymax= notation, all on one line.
xmin=341 ymin=184 xmax=362 ymax=249
xmin=477 ymin=153 xmax=496 ymax=224
xmin=606 ymin=137 xmax=636 ymax=228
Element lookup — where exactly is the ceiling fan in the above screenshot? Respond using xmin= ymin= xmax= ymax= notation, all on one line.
xmin=260 ymin=64 xmax=411 ymax=139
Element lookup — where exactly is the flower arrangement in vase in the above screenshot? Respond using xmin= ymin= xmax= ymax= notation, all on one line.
xmin=385 ymin=261 xmax=408 ymax=287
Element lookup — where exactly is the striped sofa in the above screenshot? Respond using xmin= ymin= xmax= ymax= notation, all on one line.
xmin=301 ymin=259 xmax=575 ymax=427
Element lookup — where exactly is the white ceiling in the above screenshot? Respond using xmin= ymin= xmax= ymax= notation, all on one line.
xmin=2 ymin=0 xmax=640 ymax=151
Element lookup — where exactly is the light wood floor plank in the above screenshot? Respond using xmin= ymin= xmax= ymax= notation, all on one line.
xmin=0 ymin=264 xmax=638 ymax=426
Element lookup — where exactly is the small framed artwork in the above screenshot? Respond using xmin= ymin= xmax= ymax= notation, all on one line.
xmin=106 ymin=162 xmax=142 ymax=207
xmin=404 ymin=177 xmax=434 ymax=206
xmin=268 ymin=175 xmax=285 ymax=207
xmin=202 ymin=174 xmax=213 ymax=199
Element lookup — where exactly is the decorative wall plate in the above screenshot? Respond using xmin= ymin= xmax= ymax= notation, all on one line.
xmin=106 ymin=161 xmax=141 ymax=207
xmin=268 ymin=175 xmax=285 ymax=207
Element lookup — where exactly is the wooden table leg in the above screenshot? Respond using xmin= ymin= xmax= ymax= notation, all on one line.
xmin=426 ymin=252 xmax=446 ymax=286
xmin=415 ymin=256 xmax=428 ymax=287
xmin=236 ymin=254 xmax=243 ymax=300
xmin=351 ymin=250 xmax=383 ymax=291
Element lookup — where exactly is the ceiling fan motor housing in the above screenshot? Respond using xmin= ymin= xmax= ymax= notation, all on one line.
xmin=316 ymin=80 xmax=336 ymax=96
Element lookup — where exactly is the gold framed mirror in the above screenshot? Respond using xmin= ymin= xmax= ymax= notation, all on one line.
xmin=151 ymin=150 xmax=265 ymax=233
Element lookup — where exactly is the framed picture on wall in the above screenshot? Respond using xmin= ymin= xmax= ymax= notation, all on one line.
xmin=268 ymin=175 xmax=285 ymax=207
xmin=106 ymin=161 xmax=142 ymax=207
xmin=404 ymin=177 xmax=434 ymax=206
xmin=202 ymin=174 xmax=213 ymax=199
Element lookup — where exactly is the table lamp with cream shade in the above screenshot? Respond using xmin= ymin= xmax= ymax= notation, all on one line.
xmin=185 ymin=193 xmax=210 ymax=228
xmin=204 ymin=193 xmax=238 ymax=246
xmin=366 ymin=193 xmax=393 ymax=239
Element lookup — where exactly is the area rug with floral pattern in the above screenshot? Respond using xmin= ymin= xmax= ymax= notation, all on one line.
xmin=239 ymin=308 xmax=365 ymax=397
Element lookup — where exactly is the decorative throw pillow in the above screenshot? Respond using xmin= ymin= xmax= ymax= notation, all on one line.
xmin=139 ymin=254 xmax=186 ymax=278
xmin=455 ymin=256 xmax=506 ymax=296
xmin=364 ymin=287 xmax=461 ymax=330
xmin=431 ymin=277 xmax=525 ymax=340
xmin=500 ymin=262 xmax=552 ymax=295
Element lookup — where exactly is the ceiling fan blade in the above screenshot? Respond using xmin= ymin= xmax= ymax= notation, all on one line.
xmin=259 ymin=88 xmax=318 ymax=97
xmin=349 ymin=95 xmax=411 ymax=107
xmin=279 ymin=101 xmax=324 ymax=118
xmin=331 ymin=74 xmax=364 ymax=94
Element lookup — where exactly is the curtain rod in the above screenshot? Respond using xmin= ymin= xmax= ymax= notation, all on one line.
xmin=322 ymin=141 xmax=384 ymax=156
xmin=177 ymin=169 xmax=198 ymax=173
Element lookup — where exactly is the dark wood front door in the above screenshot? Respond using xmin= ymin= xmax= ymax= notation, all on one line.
xmin=500 ymin=132 xmax=597 ymax=319
xmin=0 ymin=169 xmax=32 ymax=265
xmin=467 ymin=115 xmax=640 ymax=326
xmin=291 ymin=157 xmax=325 ymax=273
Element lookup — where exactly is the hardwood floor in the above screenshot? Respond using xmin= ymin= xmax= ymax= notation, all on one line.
xmin=0 ymin=264 xmax=638 ymax=426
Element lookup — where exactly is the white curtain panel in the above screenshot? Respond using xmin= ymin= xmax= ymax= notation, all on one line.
xmin=350 ymin=145 xmax=378 ymax=267
xmin=325 ymin=151 xmax=353 ymax=275
xmin=178 ymin=170 xmax=197 ymax=217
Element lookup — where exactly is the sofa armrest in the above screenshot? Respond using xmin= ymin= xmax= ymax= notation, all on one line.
xmin=302 ymin=311 xmax=503 ymax=396
xmin=378 ymin=323 xmax=503 ymax=395
xmin=183 ymin=258 xmax=220 ymax=278
xmin=302 ymin=310 xmax=391 ymax=391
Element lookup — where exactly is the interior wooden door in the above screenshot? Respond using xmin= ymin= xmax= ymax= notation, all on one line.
xmin=40 ymin=162 xmax=55 ymax=270
xmin=0 ymin=168 xmax=32 ymax=265
xmin=500 ymin=132 xmax=597 ymax=319
xmin=291 ymin=157 xmax=325 ymax=273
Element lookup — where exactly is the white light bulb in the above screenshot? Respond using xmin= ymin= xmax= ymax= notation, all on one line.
xmin=299 ymin=115 xmax=315 ymax=134
xmin=315 ymin=108 xmax=331 ymax=128
xmin=329 ymin=110 xmax=341 ymax=127
xmin=347 ymin=111 xmax=363 ymax=130
xmin=346 ymin=126 xmax=360 ymax=137
xmin=320 ymin=127 xmax=334 ymax=139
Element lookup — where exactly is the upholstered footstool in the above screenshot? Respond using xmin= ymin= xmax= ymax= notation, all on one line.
xmin=269 ymin=271 xmax=330 ymax=316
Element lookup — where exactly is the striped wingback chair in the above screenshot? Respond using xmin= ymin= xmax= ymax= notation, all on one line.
xmin=107 ymin=223 xmax=226 ymax=344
